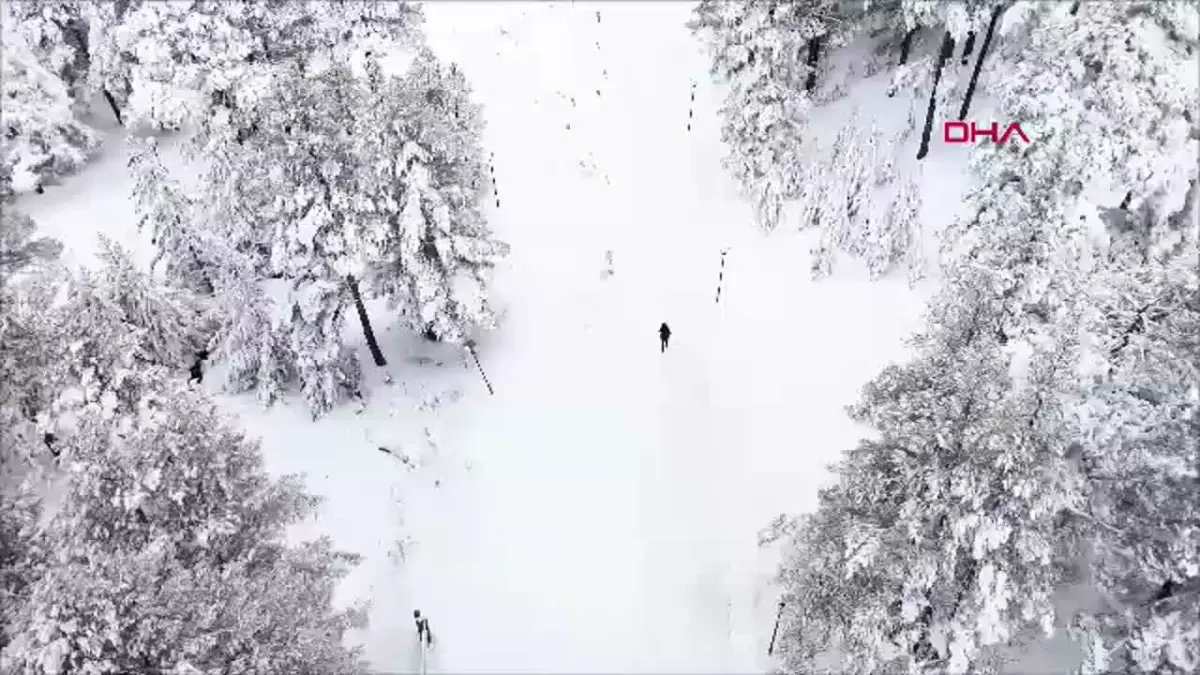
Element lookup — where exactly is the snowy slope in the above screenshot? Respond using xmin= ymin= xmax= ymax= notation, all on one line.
xmin=397 ymin=3 xmax=936 ymax=672
xmin=14 ymin=2 xmax=960 ymax=673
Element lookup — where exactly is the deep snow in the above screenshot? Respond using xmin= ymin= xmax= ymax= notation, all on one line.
xmin=15 ymin=2 xmax=951 ymax=672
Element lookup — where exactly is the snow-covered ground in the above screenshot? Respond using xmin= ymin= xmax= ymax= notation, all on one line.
xmin=18 ymin=2 xmax=942 ymax=672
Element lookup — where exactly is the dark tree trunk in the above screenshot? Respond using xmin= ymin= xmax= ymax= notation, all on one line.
xmin=960 ymin=31 xmax=977 ymax=64
xmin=102 ymin=88 xmax=124 ymax=126
xmin=1069 ymin=1 xmax=1082 ymax=16
xmin=347 ymin=274 xmax=387 ymax=366
xmin=916 ymin=32 xmax=955 ymax=160
xmin=1119 ymin=190 xmax=1134 ymax=210
xmin=899 ymin=27 xmax=918 ymax=65
xmin=804 ymin=36 xmax=823 ymax=93
xmin=957 ymin=4 xmax=1006 ymax=121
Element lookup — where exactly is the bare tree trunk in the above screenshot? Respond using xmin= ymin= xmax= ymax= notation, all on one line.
xmin=347 ymin=274 xmax=387 ymax=366
xmin=899 ymin=27 xmax=918 ymax=65
xmin=957 ymin=4 xmax=1007 ymax=121
xmin=102 ymin=89 xmax=124 ymax=126
xmin=804 ymin=36 xmax=823 ymax=93
xmin=1069 ymin=1 xmax=1082 ymax=16
xmin=916 ymin=32 xmax=955 ymax=160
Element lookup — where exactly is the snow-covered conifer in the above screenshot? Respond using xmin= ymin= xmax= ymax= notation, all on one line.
xmin=866 ymin=173 xmax=925 ymax=282
xmin=101 ymin=0 xmax=425 ymax=131
xmin=841 ymin=116 xmax=877 ymax=244
xmin=0 ymin=179 xmax=66 ymax=473
xmin=805 ymin=115 xmax=875 ymax=276
xmin=896 ymin=0 xmax=999 ymax=41
xmin=5 ymin=0 xmax=93 ymax=103
xmin=991 ymin=1 xmax=1196 ymax=206
xmin=91 ymin=236 xmax=202 ymax=370
xmin=777 ymin=263 xmax=1086 ymax=673
xmin=774 ymin=3 xmax=1199 ymax=673
xmin=129 ymin=137 xmax=215 ymax=296
xmin=694 ymin=1 xmax=811 ymax=231
xmin=284 ymin=280 xmax=360 ymax=419
xmin=0 ymin=15 xmax=100 ymax=192
xmin=189 ymin=61 xmax=368 ymax=415
xmin=192 ymin=43 xmax=506 ymax=416
xmin=3 ymin=385 xmax=369 ymax=674
xmin=0 ymin=170 xmax=62 ymax=274
xmin=0 ymin=487 xmax=40 ymax=654
xmin=51 ymin=238 xmax=201 ymax=423
xmin=209 ymin=271 xmax=294 ymax=407
xmin=693 ymin=0 xmax=876 ymax=230
xmin=359 ymin=49 xmax=509 ymax=343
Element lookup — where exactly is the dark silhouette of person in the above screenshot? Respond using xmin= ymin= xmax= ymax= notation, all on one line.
xmin=414 ymin=609 xmax=434 ymax=648
xmin=659 ymin=322 xmax=671 ymax=352
xmin=189 ymin=349 xmax=210 ymax=383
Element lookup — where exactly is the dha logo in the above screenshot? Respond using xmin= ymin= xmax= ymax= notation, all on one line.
xmin=943 ymin=121 xmax=1031 ymax=145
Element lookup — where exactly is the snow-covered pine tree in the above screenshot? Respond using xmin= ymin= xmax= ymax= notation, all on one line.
xmin=895 ymin=0 xmax=1000 ymax=42
xmin=692 ymin=0 xmax=812 ymax=231
xmin=358 ymin=48 xmax=509 ymax=344
xmin=99 ymin=0 xmax=425 ymax=132
xmin=806 ymin=113 xmax=883 ymax=277
xmin=775 ymin=2 xmax=1199 ymax=673
xmin=52 ymin=237 xmax=202 ymax=423
xmin=0 ymin=486 xmax=39 ymax=655
xmin=91 ymin=236 xmax=202 ymax=371
xmin=963 ymin=8 xmax=1198 ymax=658
xmin=1027 ymin=8 xmax=1200 ymax=656
xmin=875 ymin=132 xmax=899 ymax=186
xmin=4 ymin=0 xmax=94 ymax=104
xmin=94 ymin=0 xmax=236 ymax=130
xmin=129 ymin=137 xmax=216 ymax=296
xmin=1069 ymin=240 xmax=1200 ymax=675
xmin=208 ymin=268 xmax=294 ymax=407
xmin=840 ymin=114 xmax=876 ymax=246
xmin=992 ymin=1 xmax=1197 ymax=218
xmin=286 ymin=279 xmax=360 ymax=419
xmin=190 ymin=59 xmax=369 ymax=415
xmin=864 ymin=172 xmax=925 ymax=283
xmin=0 ymin=175 xmax=66 ymax=474
xmin=3 ymin=384 xmax=370 ymax=674
xmin=794 ymin=162 xmax=825 ymax=232
xmin=0 ymin=168 xmax=62 ymax=274
xmin=129 ymin=134 xmax=298 ymax=397
xmin=0 ymin=9 xmax=100 ymax=192
xmin=693 ymin=0 xmax=890 ymax=230
xmin=777 ymin=252 xmax=1089 ymax=674
xmin=194 ymin=43 xmax=507 ymax=416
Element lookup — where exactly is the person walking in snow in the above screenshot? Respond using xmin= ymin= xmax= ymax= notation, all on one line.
xmin=659 ymin=322 xmax=671 ymax=352
xmin=414 ymin=609 xmax=434 ymax=648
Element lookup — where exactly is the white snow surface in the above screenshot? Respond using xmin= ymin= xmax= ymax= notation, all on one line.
xmin=15 ymin=2 xmax=945 ymax=673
